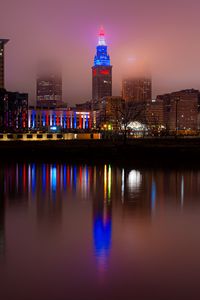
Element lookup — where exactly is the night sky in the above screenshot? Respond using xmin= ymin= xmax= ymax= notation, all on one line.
xmin=1 ymin=0 xmax=200 ymax=105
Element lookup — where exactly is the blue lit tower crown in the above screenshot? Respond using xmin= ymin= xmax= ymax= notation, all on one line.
xmin=94 ymin=27 xmax=111 ymax=66
xmin=92 ymin=27 xmax=112 ymax=103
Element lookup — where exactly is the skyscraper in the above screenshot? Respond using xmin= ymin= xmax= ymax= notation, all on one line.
xmin=0 ymin=39 xmax=9 ymax=89
xmin=122 ymin=77 xmax=152 ymax=103
xmin=92 ymin=27 xmax=112 ymax=108
xmin=36 ymin=63 xmax=63 ymax=108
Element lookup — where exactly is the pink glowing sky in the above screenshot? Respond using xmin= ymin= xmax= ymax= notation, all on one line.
xmin=0 ymin=0 xmax=200 ymax=105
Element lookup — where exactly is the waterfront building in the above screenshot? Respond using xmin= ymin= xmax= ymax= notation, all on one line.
xmin=0 ymin=39 xmax=9 ymax=89
xmin=122 ymin=77 xmax=152 ymax=103
xmin=156 ymin=89 xmax=200 ymax=131
xmin=99 ymin=96 xmax=124 ymax=130
xmin=36 ymin=63 xmax=63 ymax=108
xmin=0 ymin=89 xmax=28 ymax=132
xmin=145 ymin=99 xmax=164 ymax=129
xmin=92 ymin=27 xmax=112 ymax=109
xmin=28 ymin=107 xmax=92 ymax=131
xmin=146 ymin=89 xmax=200 ymax=132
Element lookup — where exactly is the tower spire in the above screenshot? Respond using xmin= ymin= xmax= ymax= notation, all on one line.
xmin=98 ymin=26 xmax=106 ymax=46
xmin=92 ymin=27 xmax=112 ymax=104
xmin=94 ymin=26 xmax=110 ymax=66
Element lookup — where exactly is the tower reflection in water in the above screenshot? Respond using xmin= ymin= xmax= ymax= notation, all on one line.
xmin=93 ymin=165 xmax=112 ymax=272
xmin=93 ymin=205 xmax=112 ymax=272
xmin=0 ymin=163 xmax=145 ymax=265
xmin=2 ymin=161 xmax=200 ymax=277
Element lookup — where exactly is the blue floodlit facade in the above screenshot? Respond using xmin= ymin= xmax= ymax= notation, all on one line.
xmin=28 ymin=107 xmax=92 ymax=131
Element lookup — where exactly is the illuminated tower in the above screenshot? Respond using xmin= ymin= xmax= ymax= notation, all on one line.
xmin=92 ymin=27 xmax=112 ymax=107
xmin=0 ymin=39 xmax=9 ymax=89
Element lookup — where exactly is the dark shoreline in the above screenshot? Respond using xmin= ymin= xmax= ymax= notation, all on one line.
xmin=1 ymin=138 xmax=200 ymax=167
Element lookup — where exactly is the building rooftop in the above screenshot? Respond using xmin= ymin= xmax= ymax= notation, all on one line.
xmin=0 ymin=39 xmax=9 ymax=45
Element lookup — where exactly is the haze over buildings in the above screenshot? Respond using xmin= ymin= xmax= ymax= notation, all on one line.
xmin=1 ymin=0 xmax=200 ymax=104
xmin=36 ymin=63 xmax=63 ymax=108
xmin=122 ymin=77 xmax=152 ymax=103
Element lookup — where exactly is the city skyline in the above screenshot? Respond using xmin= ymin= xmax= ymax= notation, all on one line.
xmin=1 ymin=0 xmax=200 ymax=105
xmin=1 ymin=2 xmax=200 ymax=300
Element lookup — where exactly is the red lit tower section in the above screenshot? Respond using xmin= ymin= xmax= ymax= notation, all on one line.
xmin=92 ymin=66 xmax=112 ymax=102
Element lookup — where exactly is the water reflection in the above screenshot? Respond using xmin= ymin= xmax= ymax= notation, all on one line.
xmin=2 ymin=164 xmax=200 ymax=213
xmin=0 ymin=170 xmax=5 ymax=257
xmin=27 ymin=164 xmax=92 ymax=200
xmin=1 ymin=163 xmax=200 ymax=271
xmin=128 ymin=170 xmax=142 ymax=192
xmin=93 ymin=203 xmax=112 ymax=272
xmin=151 ymin=178 xmax=157 ymax=213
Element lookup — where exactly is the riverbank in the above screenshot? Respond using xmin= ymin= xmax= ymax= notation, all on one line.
xmin=1 ymin=138 xmax=200 ymax=166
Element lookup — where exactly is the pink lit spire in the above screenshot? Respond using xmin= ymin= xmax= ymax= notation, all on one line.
xmin=98 ymin=26 xmax=106 ymax=46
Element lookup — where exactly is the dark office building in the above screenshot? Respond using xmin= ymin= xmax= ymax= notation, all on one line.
xmin=157 ymin=89 xmax=200 ymax=131
xmin=36 ymin=64 xmax=63 ymax=108
xmin=92 ymin=28 xmax=112 ymax=109
xmin=0 ymin=89 xmax=28 ymax=132
xmin=99 ymin=96 xmax=124 ymax=130
xmin=122 ymin=77 xmax=152 ymax=103
xmin=0 ymin=39 xmax=9 ymax=89
xmin=146 ymin=89 xmax=200 ymax=131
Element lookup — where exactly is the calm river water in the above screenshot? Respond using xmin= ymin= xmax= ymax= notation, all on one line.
xmin=0 ymin=162 xmax=200 ymax=300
